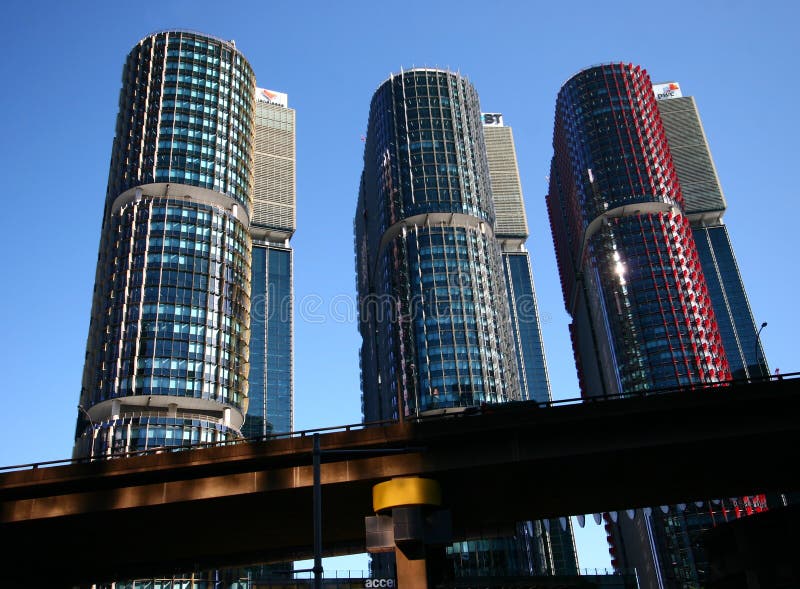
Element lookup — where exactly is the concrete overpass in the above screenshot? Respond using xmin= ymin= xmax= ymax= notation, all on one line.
xmin=1 ymin=376 xmax=798 ymax=586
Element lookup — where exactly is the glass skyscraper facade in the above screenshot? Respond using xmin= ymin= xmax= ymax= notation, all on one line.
xmin=220 ymin=88 xmax=297 ymax=583
xmin=693 ymin=225 xmax=767 ymax=379
xmin=655 ymin=89 xmax=767 ymax=381
xmin=547 ymin=64 xmax=768 ymax=589
xmin=243 ymin=88 xmax=296 ymax=439
xmin=73 ymin=33 xmax=298 ymax=586
xmin=74 ymin=31 xmax=256 ymax=459
xmin=503 ymin=252 xmax=550 ymax=401
xmin=607 ymin=83 xmax=774 ymax=589
xmin=483 ymin=114 xmax=552 ymax=405
xmin=483 ymin=113 xmax=579 ymax=575
xmin=357 ymin=68 xmax=521 ymax=424
xmin=356 ymin=68 xmax=529 ymax=578
xmin=547 ymin=63 xmax=731 ymax=401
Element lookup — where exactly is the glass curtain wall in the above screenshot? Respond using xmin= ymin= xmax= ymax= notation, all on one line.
xmin=75 ymin=30 xmax=255 ymax=459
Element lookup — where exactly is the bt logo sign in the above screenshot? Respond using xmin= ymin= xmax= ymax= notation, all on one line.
xmin=482 ymin=113 xmax=504 ymax=126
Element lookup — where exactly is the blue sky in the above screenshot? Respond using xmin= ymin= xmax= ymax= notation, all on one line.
xmin=0 ymin=0 xmax=797 ymax=574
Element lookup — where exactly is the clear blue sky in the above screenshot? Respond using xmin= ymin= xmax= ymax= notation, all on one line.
xmin=0 ymin=0 xmax=797 ymax=574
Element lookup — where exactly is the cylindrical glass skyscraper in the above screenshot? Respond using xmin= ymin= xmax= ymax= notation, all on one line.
xmin=547 ymin=63 xmax=730 ymax=398
xmin=74 ymin=31 xmax=255 ymax=458
xmin=357 ymin=67 xmax=529 ymax=579
xmin=357 ymin=68 xmax=521 ymax=421
xmin=547 ymin=63 xmax=741 ymax=588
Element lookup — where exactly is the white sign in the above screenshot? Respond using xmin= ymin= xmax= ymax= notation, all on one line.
xmin=653 ymin=82 xmax=682 ymax=101
xmin=256 ymin=87 xmax=289 ymax=107
xmin=482 ymin=113 xmax=504 ymax=126
xmin=364 ymin=580 xmax=396 ymax=588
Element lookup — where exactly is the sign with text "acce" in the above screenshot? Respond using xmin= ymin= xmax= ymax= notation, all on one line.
xmin=364 ymin=580 xmax=396 ymax=588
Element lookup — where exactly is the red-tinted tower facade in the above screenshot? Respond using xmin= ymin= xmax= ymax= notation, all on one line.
xmin=548 ymin=63 xmax=742 ymax=588
xmin=547 ymin=63 xmax=730 ymax=400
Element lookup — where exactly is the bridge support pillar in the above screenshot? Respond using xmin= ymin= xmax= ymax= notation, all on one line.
xmin=395 ymin=547 xmax=430 ymax=588
xmin=366 ymin=477 xmax=452 ymax=588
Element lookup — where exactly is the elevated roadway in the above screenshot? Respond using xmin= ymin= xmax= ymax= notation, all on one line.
xmin=1 ymin=376 xmax=798 ymax=586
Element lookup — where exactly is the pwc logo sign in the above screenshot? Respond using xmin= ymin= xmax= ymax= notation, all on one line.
xmin=653 ymin=82 xmax=682 ymax=101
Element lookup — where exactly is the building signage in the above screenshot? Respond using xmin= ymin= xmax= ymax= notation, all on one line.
xmin=364 ymin=580 xmax=396 ymax=588
xmin=256 ymin=87 xmax=289 ymax=107
xmin=653 ymin=82 xmax=682 ymax=101
xmin=482 ymin=112 xmax=504 ymax=126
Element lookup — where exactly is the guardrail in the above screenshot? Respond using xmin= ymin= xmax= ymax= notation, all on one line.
xmin=1 ymin=372 xmax=795 ymax=474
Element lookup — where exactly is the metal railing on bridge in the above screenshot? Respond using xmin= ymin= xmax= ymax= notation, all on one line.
xmin=1 ymin=371 xmax=795 ymax=475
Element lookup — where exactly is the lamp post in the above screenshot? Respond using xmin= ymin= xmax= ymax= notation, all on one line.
xmin=755 ymin=321 xmax=768 ymax=381
xmin=312 ymin=433 xmax=322 ymax=589
xmin=77 ymin=405 xmax=97 ymax=460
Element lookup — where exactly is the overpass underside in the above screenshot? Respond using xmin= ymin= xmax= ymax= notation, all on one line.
xmin=1 ymin=378 xmax=798 ymax=586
